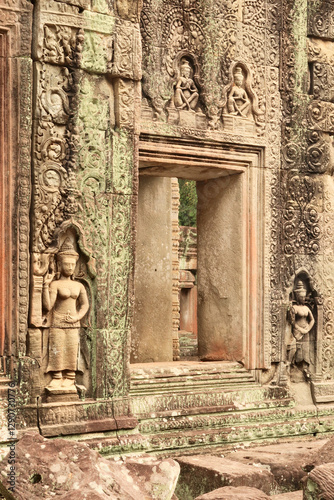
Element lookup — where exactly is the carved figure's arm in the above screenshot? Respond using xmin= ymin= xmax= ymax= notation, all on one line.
xmin=76 ymin=285 xmax=89 ymax=321
xmin=176 ymin=77 xmax=185 ymax=90
xmin=307 ymin=309 xmax=315 ymax=332
xmin=43 ymin=280 xmax=58 ymax=312
xmin=187 ymin=79 xmax=195 ymax=90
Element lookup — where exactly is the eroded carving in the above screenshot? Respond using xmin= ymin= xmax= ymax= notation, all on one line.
xmin=173 ymin=58 xmax=199 ymax=112
xmin=43 ymin=238 xmax=89 ymax=392
xmin=221 ymin=63 xmax=264 ymax=134
xmin=227 ymin=66 xmax=251 ymax=118
xmin=287 ymin=280 xmax=315 ymax=377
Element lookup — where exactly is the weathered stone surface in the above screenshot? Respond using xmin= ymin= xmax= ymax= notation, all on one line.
xmin=0 ymin=432 xmax=151 ymax=499
xmin=175 ymin=455 xmax=278 ymax=500
xmin=132 ymin=176 xmax=174 ymax=363
xmin=303 ymin=463 xmax=334 ymax=499
xmin=227 ymin=440 xmax=327 ymax=491
xmin=194 ymin=488 xmax=303 ymax=499
xmin=302 ymin=436 xmax=334 ymax=471
xmin=273 ymin=492 xmax=303 ymax=499
xmin=125 ymin=457 xmax=180 ymax=500
xmin=194 ymin=486 xmax=270 ymax=499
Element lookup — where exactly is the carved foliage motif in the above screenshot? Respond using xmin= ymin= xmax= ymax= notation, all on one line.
xmin=308 ymin=1 xmax=334 ymax=40
xmin=112 ymin=22 xmax=141 ymax=80
xmin=283 ymin=175 xmax=321 ymax=256
xmin=273 ymin=1 xmax=334 ymax=383
xmin=42 ymin=25 xmax=83 ymax=66
xmin=33 ymin=64 xmax=74 ymax=252
xmin=81 ymin=30 xmax=113 ymax=74
xmin=141 ymin=0 xmax=205 ymax=118
xmin=140 ymin=0 xmax=273 ymax=135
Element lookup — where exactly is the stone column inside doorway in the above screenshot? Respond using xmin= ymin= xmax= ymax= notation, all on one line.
xmin=132 ymin=176 xmax=174 ymax=363
xmin=197 ymin=174 xmax=246 ymax=362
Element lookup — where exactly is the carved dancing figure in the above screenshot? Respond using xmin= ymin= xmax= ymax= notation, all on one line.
xmin=227 ymin=67 xmax=251 ymax=118
xmin=174 ymin=59 xmax=199 ymax=111
xmin=287 ymin=280 xmax=315 ymax=375
xmin=43 ymin=238 xmax=89 ymax=390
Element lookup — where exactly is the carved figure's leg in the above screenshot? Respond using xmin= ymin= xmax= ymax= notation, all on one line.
xmin=238 ymin=100 xmax=251 ymax=118
xmin=61 ymin=370 xmax=76 ymax=389
xmin=47 ymin=371 xmax=62 ymax=388
xmin=227 ymin=96 xmax=236 ymax=114
xmin=188 ymin=92 xmax=199 ymax=110
xmin=174 ymin=89 xmax=184 ymax=108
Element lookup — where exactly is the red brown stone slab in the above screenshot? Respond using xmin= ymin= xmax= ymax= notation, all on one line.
xmin=226 ymin=439 xmax=327 ymax=491
xmin=0 ymin=432 xmax=149 ymax=499
xmin=194 ymin=486 xmax=271 ymax=499
xmin=124 ymin=457 xmax=180 ymax=499
xmin=175 ymin=455 xmax=278 ymax=499
xmin=273 ymin=492 xmax=303 ymax=499
xmin=302 ymin=436 xmax=334 ymax=471
xmin=40 ymin=416 xmax=138 ymax=437
xmin=303 ymin=463 xmax=334 ymax=499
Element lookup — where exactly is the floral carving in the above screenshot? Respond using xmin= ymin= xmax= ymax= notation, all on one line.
xmin=283 ymin=175 xmax=321 ymax=256
xmin=43 ymin=25 xmax=84 ymax=66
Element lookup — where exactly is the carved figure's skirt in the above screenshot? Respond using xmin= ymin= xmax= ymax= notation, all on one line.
xmin=46 ymin=328 xmax=79 ymax=373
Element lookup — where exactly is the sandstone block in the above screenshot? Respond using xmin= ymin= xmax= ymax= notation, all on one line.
xmin=303 ymin=463 xmax=334 ymax=499
xmin=175 ymin=455 xmax=278 ymax=499
xmin=227 ymin=440 xmax=326 ymax=491
xmin=0 ymin=432 xmax=149 ymax=499
xmin=125 ymin=457 xmax=180 ymax=500
xmin=194 ymin=485 xmax=270 ymax=499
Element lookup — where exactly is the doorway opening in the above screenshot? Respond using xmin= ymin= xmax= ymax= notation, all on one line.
xmin=131 ymin=137 xmax=265 ymax=370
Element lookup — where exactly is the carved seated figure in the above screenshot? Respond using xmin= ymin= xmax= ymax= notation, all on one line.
xmin=174 ymin=59 xmax=199 ymax=112
xmin=287 ymin=280 xmax=315 ymax=376
xmin=227 ymin=67 xmax=251 ymax=118
xmin=43 ymin=238 xmax=89 ymax=391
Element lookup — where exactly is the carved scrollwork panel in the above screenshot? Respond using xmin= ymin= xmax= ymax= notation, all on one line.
xmin=312 ymin=63 xmax=334 ymax=103
xmin=308 ymin=1 xmax=334 ymax=40
xmin=112 ymin=21 xmax=141 ymax=80
xmin=283 ymin=174 xmax=322 ymax=257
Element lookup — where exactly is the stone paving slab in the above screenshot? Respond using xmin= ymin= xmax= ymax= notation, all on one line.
xmin=194 ymin=485 xmax=270 ymax=499
xmin=224 ymin=439 xmax=328 ymax=491
xmin=273 ymin=492 xmax=303 ymax=499
xmin=175 ymin=455 xmax=278 ymax=499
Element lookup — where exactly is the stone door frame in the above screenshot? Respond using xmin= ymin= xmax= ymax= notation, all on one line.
xmin=138 ymin=134 xmax=266 ymax=370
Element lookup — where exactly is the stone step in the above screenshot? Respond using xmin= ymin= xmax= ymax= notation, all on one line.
xmin=130 ymin=361 xmax=256 ymax=395
xmin=175 ymin=455 xmax=278 ymax=499
xmin=130 ymin=385 xmax=292 ymax=418
xmin=134 ymin=411 xmax=329 ymax=456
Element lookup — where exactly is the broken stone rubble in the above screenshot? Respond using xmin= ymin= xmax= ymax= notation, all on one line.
xmin=2 ymin=434 xmax=334 ymax=499
xmin=0 ymin=432 xmax=180 ymax=500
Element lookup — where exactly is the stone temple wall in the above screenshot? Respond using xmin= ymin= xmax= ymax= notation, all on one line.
xmin=1 ymin=0 xmax=334 ymax=454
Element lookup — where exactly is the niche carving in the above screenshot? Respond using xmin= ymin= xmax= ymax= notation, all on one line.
xmin=168 ymin=54 xmax=205 ymax=128
xmin=285 ymin=272 xmax=321 ymax=383
xmin=221 ymin=62 xmax=264 ymax=135
xmin=29 ymin=229 xmax=91 ymax=402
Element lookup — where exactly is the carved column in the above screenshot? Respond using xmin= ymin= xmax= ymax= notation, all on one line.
xmin=15 ymin=0 xmax=142 ymax=430
xmin=0 ymin=1 xmax=33 ymax=373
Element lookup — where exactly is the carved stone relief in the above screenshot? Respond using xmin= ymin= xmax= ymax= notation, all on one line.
xmin=29 ymin=233 xmax=91 ymax=402
xmin=140 ymin=0 xmax=270 ymax=135
xmin=220 ymin=63 xmax=264 ymax=135
xmin=286 ymin=277 xmax=317 ymax=380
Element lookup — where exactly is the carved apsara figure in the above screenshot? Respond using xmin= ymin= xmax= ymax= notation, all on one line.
xmin=174 ymin=59 xmax=199 ymax=111
xmin=43 ymin=238 xmax=89 ymax=390
xmin=227 ymin=66 xmax=251 ymax=118
xmin=287 ymin=280 xmax=315 ymax=374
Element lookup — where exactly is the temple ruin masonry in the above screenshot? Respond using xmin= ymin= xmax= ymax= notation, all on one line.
xmin=2 ymin=0 xmax=334 ymax=458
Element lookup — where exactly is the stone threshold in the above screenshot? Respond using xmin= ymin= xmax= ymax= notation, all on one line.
xmin=130 ymin=360 xmax=257 ymax=395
